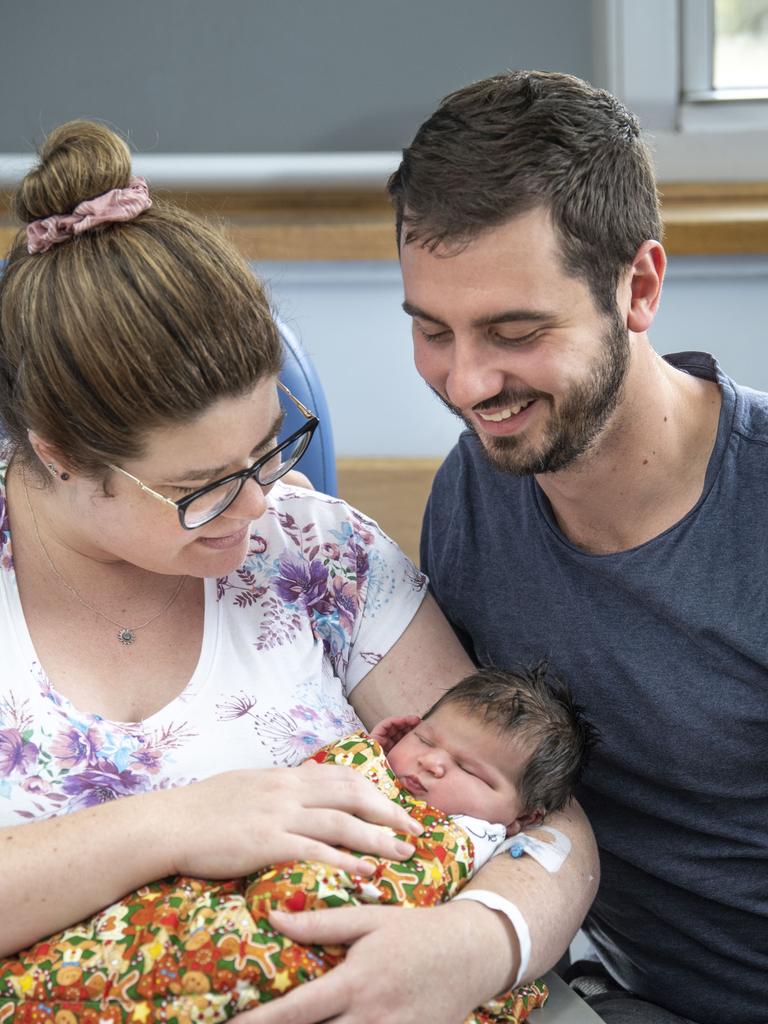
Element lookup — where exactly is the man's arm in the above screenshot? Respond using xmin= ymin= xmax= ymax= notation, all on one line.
xmin=461 ymin=798 xmax=599 ymax=984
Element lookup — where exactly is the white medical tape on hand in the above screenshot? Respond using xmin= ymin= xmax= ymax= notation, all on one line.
xmin=453 ymin=888 xmax=531 ymax=988
xmin=498 ymin=825 xmax=572 ymax=873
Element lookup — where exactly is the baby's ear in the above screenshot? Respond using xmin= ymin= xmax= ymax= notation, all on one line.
xmin=505 ymin=808 xmax=544 ymax=837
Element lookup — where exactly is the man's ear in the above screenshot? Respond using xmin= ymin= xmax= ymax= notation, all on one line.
xmin=625 ymin=239 xmax=666 ymax=334
xmin=506 ymin=807 xmax=544 ymax=837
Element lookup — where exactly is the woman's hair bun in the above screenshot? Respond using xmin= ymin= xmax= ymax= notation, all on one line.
xmin=13 ymin=120 xmax=133 ymax=223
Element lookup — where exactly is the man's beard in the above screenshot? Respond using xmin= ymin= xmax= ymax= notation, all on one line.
xmin=433 ymin=310 xmax=630 ymax=476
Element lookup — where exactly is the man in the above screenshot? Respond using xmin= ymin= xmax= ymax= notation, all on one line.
xmin=388 ymin=71 xmax=767 ymax=1024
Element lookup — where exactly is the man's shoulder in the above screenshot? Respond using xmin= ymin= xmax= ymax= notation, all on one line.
xmin=666 ymin=350 xmax=768 ymax=444
xmin=730 ymin=380 xmax=768 ymax=446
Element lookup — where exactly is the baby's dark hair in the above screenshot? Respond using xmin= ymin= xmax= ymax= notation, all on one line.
xmin=423 ymin=662 xmax=596 ymax=815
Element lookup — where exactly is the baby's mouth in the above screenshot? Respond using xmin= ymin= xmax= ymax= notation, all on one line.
xmin=400 ymin=774 xmax=426 ymax=795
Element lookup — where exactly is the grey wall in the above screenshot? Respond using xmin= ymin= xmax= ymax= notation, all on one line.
xmin=0 ymin=0 xmax=593 ymax=153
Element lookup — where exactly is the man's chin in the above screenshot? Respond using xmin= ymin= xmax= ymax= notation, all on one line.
xmin=471 ymin=427 xmax=544 ymax=477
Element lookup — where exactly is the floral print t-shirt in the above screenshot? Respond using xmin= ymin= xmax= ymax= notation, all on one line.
xmin=0 ymin=466 xmax=427 ymax=826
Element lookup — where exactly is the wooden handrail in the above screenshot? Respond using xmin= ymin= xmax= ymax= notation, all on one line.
xmin=3 ymin=183 xmax=768 ymax=258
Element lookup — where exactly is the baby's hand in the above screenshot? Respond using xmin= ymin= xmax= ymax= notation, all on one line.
xmin=370 ymin=715 xmax=421 ymax=753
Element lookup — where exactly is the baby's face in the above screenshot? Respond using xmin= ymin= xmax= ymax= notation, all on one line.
xmin=387 ymin=704 xmax=534 ymax=834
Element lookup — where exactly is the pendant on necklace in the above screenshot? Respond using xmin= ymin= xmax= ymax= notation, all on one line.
xmin=118 ymin=628 xmax=136 ymax=645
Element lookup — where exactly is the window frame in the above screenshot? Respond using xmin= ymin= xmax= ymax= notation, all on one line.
xmin=592 ymin=0 xmax=768 ymax=179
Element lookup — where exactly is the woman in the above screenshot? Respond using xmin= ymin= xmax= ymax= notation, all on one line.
xmin=0 ymin=120 xmax=596 ymax=1024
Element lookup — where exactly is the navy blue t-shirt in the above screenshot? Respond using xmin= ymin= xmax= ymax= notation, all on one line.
xmin=421 ymin=353 xmax=768 ymax=1024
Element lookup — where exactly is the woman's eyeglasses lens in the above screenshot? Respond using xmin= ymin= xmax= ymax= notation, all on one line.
xmin=256 ymin=431 xmax=311 ymax=486
xmin=182 ymin=480 xmax=242 ymax=529
xmin=181 ymin=430 xmax=312 ymax=528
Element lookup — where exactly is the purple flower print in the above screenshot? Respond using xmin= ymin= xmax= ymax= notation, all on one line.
xmin=284 ymin=729 xmax=324 ymax=760
xmin=352 ymin=543 xmax=369 ymax=581
xmin=289 ymin=705 xmax=320 ymax=723
xmin=360 ymin=651 xmax=383 ymax=666
xmin=351 ymin=514 xmax=375 ymax=547
xmin=274 ymin=558 xmax=328 ymax=609
xmin=252 ymin=709 xmax=323 ymax=765
xmin=130 ymin=747 xmax=164 ymax=773
xmin=0 ymin=729 xmax=39 ymax=775
xmin=248 ymin=533 xmax=268 ymax=555
xmin=0 ymin=491 xmax=10 ymax=567
xmin=49 ymin=724 xmax=102 ymax=768
xmin=321 ymin=705 xmax=360 ymax=735
xmin=22 ymin=775 xmax=51 ymax=796
xmin=217 ymin=693 xmax=258 ymax=721
xmin=321 ymin=542 xmax=341 ymax=561
xmin=327 ymin=574 xmax=357 ymax=626
xmin=60 ymin=759 xmax=144 ymax=808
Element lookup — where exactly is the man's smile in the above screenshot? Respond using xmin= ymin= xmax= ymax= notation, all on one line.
xmin=476 ymin=398 xmax=536 ymax=422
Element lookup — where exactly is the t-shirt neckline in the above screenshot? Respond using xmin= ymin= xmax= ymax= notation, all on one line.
xmin=530 ymin=351 xmax=736 ymax=559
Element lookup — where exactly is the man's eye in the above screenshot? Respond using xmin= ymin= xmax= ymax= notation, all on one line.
xmin=494 ymin=329 xmax=541 ymax=346
xmin=415 ymin=323 xmax=450 ymax=342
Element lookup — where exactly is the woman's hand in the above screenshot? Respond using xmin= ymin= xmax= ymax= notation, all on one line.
xmin=166 ymin=761 xmax=423 ymax=880
xmin=230 ymin=901 xmax=518 ymax=1024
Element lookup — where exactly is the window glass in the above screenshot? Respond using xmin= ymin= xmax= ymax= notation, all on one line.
xmin=714 ymin=0 xmax=768 ymax=89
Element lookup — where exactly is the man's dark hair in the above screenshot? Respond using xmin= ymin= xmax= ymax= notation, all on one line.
xmin=387 ymin=69 xmax=662 ymax=316
xmin=423 ymin=662 xmax=597 ymax=815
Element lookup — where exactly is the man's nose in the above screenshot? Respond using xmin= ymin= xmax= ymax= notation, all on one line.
xmin=444 ymin=337 xmax=507 ymax=412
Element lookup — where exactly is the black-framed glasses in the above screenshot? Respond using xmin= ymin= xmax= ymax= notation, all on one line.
xmin=108 ymin=381 xmax=319 ymax=529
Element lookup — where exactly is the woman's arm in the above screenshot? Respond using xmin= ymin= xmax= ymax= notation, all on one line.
xmin=0 ymin=761 xmax=424 ymax=957
xmin=350 ymin=594 xmax=476 ymax=724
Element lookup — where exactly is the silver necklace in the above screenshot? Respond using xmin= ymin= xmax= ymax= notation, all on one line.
xmin=22 ymin=468 xmax=186 ymax=646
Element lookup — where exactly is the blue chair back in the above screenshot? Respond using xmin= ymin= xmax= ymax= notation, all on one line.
xmin=0 ymin=260 xmax=337 ymax=495
xmin=276 ymin=317 xmax=337 ymax=496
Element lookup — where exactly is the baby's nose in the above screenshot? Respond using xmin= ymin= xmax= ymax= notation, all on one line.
xmin=419 ymin=751 xmax=446 ymax=778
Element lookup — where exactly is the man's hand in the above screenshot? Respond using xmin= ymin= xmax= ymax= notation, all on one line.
xmin=232 ymin=901 xmax=519 ymax=1024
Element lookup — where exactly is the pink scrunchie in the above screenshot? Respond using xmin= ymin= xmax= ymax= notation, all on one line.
xmin=26 ymin=176 xmax=152 ymax=254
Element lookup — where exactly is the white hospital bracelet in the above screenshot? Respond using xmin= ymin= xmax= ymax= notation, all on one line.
xmin=453 ymin=889 xmax=531 ymax=989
